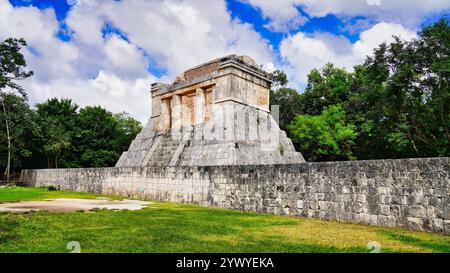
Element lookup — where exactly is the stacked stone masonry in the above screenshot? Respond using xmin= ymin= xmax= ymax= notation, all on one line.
xmin=21 ymin=157 xmax=450 ymax=235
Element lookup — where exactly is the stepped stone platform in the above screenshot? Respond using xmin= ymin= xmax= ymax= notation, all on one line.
xmin=116 ymin=55 xmax=304 ymax=167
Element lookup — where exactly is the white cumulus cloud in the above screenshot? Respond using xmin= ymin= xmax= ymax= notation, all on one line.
xmin=25 ymin=71 xmax=155 ymax=123
xmin=279 ymin=22 xmax=417 ymax=88
xmin=239 ymin=0 xmax=308 ymax=32
xmin=65 ymin=0 xmax=275 ymax=77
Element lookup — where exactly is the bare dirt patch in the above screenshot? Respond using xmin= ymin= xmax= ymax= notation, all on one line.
xmin=0 ymin=198 xmax=152 ymax=213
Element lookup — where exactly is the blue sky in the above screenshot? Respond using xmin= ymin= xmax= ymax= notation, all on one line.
xmin=227 ymin=0 xmax=363 ymax=44
xmin=1 ymin=0 xmax=449 ymax=121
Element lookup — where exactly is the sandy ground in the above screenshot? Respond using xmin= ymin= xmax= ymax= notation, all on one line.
xmin=0 ymin=198 xmax=152 ymax=212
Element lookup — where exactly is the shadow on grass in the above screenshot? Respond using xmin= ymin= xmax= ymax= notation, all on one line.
xmin=0 ymin=215 xmax=20 ymax=244
xmin=377 ymin=230 xmax=450 ymax=253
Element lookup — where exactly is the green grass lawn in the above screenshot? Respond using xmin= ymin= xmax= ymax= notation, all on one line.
xmin=0 ymin=186 xmax=449 ymax=253
xmin=0 ymin=186 xmax=121 ymax=202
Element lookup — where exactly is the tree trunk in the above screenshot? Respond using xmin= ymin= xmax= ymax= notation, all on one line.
xmin=55 ymin=154 xmax=58 ymax=169
xmin=1 ymin=98 xmax=11 ymax=183
xmin=47 ymin=156 xmax=57 ymax=169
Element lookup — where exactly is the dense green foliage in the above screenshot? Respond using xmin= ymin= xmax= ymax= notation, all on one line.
xmin=70 ymin=107 xmax=142 ymax=167
xmin=271 ymin=19 xmax=449 ymax=161
xmin=0 ymin=187 xmax=449 ymax=253
xmin=35 ymin=98 xmax=78 ymax=168
xmin=288 ymin=105 xmax=358 ymax=161
xmin=0 ymin=95 xmax=142 ymax=174
xmin=270 ymin=87 xmax=302 ymax=131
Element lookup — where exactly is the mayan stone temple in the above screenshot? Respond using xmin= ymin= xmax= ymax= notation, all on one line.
xmin=116 ymin=55 xmax=305 ymax=167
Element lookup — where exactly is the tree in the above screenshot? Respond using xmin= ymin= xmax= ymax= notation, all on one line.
xmin=72 ymin=106 xmax=120 ymax=167
xmin=33 ymin=100 xmax=142 ymax=169
xmin=353 ymin=18 xmax=450 ymax=158
xmin=269 ymin=69 xmax=304 ymax=148
xmin=71 ymin=107 xmax=142 ymax=167
xmin=270 ymin=87 xmax=303 ymax=132
xmin=0 ymin=38 xmax=33 ymax=182
xmin=35 ymin=98 xmax=78 ymax=168
xmin=112 ymin=112 xmax=143 ymax=152
xmin=270 ymin=70 xmax=289 ymax=90
xmin=288 ymin=105 xmax=358 ymax=161
xmin=300 ymin=63 xmax=352 ymax=115
xmin=0 ymin=93 xmax=39 ymax=175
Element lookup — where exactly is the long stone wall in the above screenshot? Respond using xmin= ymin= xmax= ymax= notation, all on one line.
xmin=20 ymin=157 xmax=450 ymax=235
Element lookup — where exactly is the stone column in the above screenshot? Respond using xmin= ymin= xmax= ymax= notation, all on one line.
xmin=161 ymin=99 xmax=171 ymax=130
xmin=195 ymin=88 xmax=205 ymax=124
xmin=151 ymin=96 xmax=162 ymax=131
xmin=171 ymin=95 xmax=182 ymax=137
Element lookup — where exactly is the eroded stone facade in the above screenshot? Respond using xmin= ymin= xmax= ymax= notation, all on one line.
xmin=116 ymin=55 xmax=305 ymax=167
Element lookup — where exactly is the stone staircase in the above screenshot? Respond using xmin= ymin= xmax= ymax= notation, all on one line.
xmin=146 ymin=136 xmax=182 ymax=167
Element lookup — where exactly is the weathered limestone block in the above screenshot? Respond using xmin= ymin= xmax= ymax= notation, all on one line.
xmin=409 ymin=205 xmax=427 ymax=218
xmin=407 ymin=217 xmax=424 ymax=231
xmin=380 ymin=205 xmax=391 ymax=216
xmin=444 ymin=220 xmax=450 ymax=235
